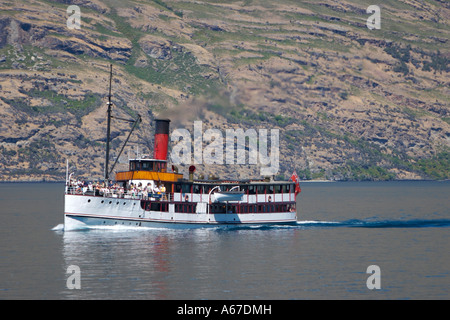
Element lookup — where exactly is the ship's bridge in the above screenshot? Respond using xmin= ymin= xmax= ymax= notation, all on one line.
xmin=128 ymin=158 xmax=168 ymax=172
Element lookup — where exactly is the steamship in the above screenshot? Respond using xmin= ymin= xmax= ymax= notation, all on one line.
xmin=63 ymin=67 xmax=300 ymax=230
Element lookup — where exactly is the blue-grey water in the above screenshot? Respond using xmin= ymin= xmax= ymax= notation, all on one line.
xmin=0 ymin=181 xmax=449 ymax=300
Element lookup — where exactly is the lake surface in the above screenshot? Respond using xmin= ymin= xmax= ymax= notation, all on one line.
xmin=0 ymin=181 xmax=449 ymax=300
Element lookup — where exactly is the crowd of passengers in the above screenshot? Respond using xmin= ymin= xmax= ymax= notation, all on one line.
xmin=67 ymin=179 xmax=167 ymax=199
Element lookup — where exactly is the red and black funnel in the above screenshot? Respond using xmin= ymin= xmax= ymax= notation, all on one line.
xmin=154 ymin=119 xmax=170 ymax=160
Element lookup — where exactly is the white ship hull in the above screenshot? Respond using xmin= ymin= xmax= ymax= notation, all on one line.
xmin=64 ymin=194 xmax=297 ymax=231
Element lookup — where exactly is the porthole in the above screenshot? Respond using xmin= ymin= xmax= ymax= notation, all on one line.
xmin=123 ymin=202 xmax=126 ymax=205
xmin=101 ymin=200 xmax=104 ymax=203
xmin=117 ymin=202 xmax=119 ymax=205
xmin=87 ymin=199 xmax=91 ymax=203
xmin=109 ymin=201 xmax=112 ymax=204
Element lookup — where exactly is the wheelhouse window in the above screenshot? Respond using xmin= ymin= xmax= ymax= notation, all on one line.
xmin=129 ymin=160 xmax=167 ymax=172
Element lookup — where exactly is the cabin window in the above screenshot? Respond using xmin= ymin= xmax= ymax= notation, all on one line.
xmin=275 ymin=185 xmax=281 ymax=193
xmin=223 ymin=205 xmax=234 ymax=214
xmin=210 ymin=204 xmax=226 ymax=213
xmin=248 ymin=185 xmax=256 ymax=194
xmin=193 ymin=185 xmax=201 ymax=194
xmin=182 ymin=184 xmax=191 ymax=194
xmin=174 ymin=203 xmax=196 ymax=213
xmin=257 ymin=185 xmax=265 ymax=194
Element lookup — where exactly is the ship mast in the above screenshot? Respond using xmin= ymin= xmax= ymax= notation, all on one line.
xmin=104 ymin=64 xmax=113 ymax=183
xmin=103 ymin=63 xmax=141 ymax=182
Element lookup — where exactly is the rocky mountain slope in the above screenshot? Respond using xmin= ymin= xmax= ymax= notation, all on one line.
xmin=0 ymin=0 xmax=449 ymax=182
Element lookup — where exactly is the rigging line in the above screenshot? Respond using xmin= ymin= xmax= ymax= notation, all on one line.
xmin=108 ymin=114 xmax=142 ymax=178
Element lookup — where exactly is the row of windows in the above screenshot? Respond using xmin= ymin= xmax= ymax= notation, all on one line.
xmin=141 ymin=201 xmax=170 ymax=212
xmin=210 ymin=203 xmax=295 ymax=214
xmin=129 ymin=160 xmax=167 ymax=172
xmin=174 ymin=184 xmax=295 ymax=195
xmin=141 ymin=201 xmax=198 ymax=213
xmin=141 ymin=200 xmax=295 ymax=214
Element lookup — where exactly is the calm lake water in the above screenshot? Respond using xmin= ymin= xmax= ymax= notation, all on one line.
xmin=0 ymin=181 xmax=449 ymax=300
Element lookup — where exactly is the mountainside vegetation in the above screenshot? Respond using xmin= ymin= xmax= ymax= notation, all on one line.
xmin=0 ymin=0 xmax=448 ymax=182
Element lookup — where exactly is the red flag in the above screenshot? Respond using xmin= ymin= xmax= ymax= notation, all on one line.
xmin=290 ymin=171 xmax=301 ymax=196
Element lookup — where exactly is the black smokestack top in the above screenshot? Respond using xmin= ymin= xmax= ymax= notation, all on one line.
xmin=155 ymin=118 xmax=170 ymax=134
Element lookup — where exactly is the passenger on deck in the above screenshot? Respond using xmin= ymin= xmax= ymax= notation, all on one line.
xmin=160 ymin=184 xmax=167 ymax=200
xmin=145 ymin=182 xmax=152 ymax=200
